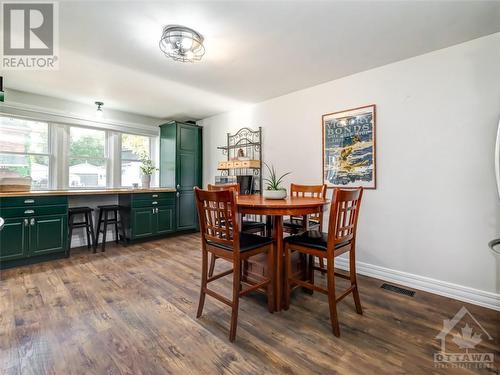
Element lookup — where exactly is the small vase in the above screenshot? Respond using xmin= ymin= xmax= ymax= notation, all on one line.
xmin=263 ymin=189 xmax=287 ymax=199
xmin=141 ymin=174 xmax=151 ymax=189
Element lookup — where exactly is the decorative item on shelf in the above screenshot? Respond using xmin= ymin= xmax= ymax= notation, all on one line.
xmin=159 ymin=25 xmax=205 ymax=63
xmin=139 ymin=152 xmax=158 ymax=188
xmin=262 ymin=163 xmax=290 ymax=200
xmin=322 ymin=104 xmax=376 ymax=189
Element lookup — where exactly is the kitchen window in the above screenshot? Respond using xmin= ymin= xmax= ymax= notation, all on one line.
xmin=0 ymin=116 xmax=51 ymax=189
xmin=121 ymin=133 xmax=151 ymax=187
xmin=69 ymin=127 xmax=107 ymax=188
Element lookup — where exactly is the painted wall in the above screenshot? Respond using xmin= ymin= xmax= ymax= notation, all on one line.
xmin=199 ymin=33 xmax=500 ymax=306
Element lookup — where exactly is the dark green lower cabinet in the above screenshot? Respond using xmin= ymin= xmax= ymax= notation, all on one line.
xmin=130 ymin=206 xmax=175 ymax=240
xmin=177 ymin=191 xmax=197 ymax=230
xmin=30 ymin=215 xmax=67 ymax=256
xmin=0 ymin=217 xmax=28 ymax=261
xmin=156 ymin=206 xmax=175 ymax=235
xmin=132 ymin=208 xmax=155 ymax=239
xmin=0 ymin=214 xmax=67 ymax=264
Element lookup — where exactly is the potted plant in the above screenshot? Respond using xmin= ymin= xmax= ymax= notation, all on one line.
xmin=263 ymin=163 xmax=291 ymax=199
xmin=139 ymin=152 xmax=158 ymax=188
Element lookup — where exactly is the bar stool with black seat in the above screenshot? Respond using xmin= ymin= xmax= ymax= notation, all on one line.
xmin=207 ymin=183 xmax=268 ymax=277
xmin=68 ymin=206 xmax=96 ymax=255
xmin=284 ymin=187 xmax=363 ymax=337
xmin=95 ymin=205 xmax=125 ymax=252
xmin=195 ymin=187 xmax=274 ymax=342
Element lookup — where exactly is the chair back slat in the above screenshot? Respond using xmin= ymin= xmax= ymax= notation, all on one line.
xmin=327 ymin=188 xmax=363 ymax=251
xmin=290 ymin=183 xmax=327 ymax=225
xmin=195 ymin=188 xmax=239 ymax=249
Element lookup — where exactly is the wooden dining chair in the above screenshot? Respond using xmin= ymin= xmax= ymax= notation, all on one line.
xmin=283 ymin=187 xmax=363 ymax=336
xmin=284 ymin=183 xmax=327 ymax=270
xmin=195 ymin=188 xmax=274 ymax=342
xmin=283 ymin=183 xmax=327 ymax=234
xmin=207 ymin=183 xmax=267 ymax=277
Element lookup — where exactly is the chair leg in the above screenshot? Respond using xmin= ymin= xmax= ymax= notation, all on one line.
xmin=208 ymin=254 xmax=217 ymax=277
xmin=284 ymin=243 xmax=292 ymax=310
xmin=95 ymin=209 xmax=103 ymax=253
xmin=114 ymin=210 xmax=119 ymax=244
xmin=101 ymin=211 xmax=108 ymax=252
xmin=196 ymin=248 xmax=208 ymax=318
xmin=229 ymin=257 xmax=241 ymax=342
xmin=308 ymin=254 xmax=315 ymax=294
xmin=326 ymin=257 xmax=340 ymax=337
xmin=319 ymin=257 xmax=325 ymax=271
xmin=350 ymin=248 xmax=363 ymax=315
xmin=266 ymin=246 xmax=275 ymax=313
xmin=67 ymin=214 xmax=74 ymax=257
xmin=88 ymin=211 xmax=96 ymax=251
xmin=85 ymin=213 xmax=91 ymax=249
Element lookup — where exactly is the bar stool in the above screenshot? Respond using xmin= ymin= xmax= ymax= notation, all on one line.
xmin=68 ymin=206 xmax=96 ymax=255
xmin=95 ymin=205 xmax=125 ymax=252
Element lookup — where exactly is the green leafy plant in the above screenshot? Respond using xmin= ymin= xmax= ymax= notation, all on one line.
xmin=263 ymin=162 xmax=291 ymax=191
xmin=139 ymin=152 xmax=158 ymax=176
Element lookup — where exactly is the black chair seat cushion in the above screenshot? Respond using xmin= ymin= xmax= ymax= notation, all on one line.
xmin=68 ymin=206 xmax=93 ymax=214
xmin=242 ymin=220 xmax=266 ymax=230
xmin=207 ymin=233 xmax=273 ymax=253
xmin=283 ymin=218 xmax=320 ymax=230
xmin=284 ymin=230 xmax=350 ymax=251
xmin=98 ymin=204 xmax=120 ymax=211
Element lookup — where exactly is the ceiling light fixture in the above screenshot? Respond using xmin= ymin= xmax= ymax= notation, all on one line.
xmin=95 ymin=101 xmax=104 ymax=118
xmin=159 ymin=25 xmax=205 ymax=63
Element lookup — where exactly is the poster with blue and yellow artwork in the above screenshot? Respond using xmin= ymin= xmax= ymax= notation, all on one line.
xmin=322 ymin=105 xmax=376 ymax=189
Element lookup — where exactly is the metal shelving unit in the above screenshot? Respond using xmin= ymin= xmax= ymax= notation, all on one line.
xmin=218 ymin=127 xmax=262 ymax=194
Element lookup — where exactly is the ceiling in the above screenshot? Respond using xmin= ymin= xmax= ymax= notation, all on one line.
xmin=4 ymin=1 xmax=500 ymax=120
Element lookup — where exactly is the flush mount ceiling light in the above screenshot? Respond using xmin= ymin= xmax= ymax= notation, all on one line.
xmin=159 ymin=25 xmax=205 ymax=63
xmin=95 ymin=101 xmax=104 ymax=118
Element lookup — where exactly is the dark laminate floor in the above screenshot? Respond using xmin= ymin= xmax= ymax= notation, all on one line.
xmin=0 ymin=233 xmax=499 ymax=374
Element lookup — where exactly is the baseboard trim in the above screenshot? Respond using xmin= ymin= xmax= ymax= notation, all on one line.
xmin=334 ymin=258 xmax=500 ymax=311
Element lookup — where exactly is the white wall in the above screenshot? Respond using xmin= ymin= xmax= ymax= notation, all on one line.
xmin=200 ymin=33 xmax=500 ymax=308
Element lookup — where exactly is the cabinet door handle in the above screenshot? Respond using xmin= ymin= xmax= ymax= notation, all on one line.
xmin=24 ymin=209 xmax=35 ymax=214
xmin=152 ymin=201 xmax=158 ymax=205
xmin=193 ymin=186 xmax=198 ymax=190
xmin=30 ymin=218 xmax=35 ymax=226
xmin=24 ymin=219 xmax=29 ymax=226
xmin=176 ymin=192 xmax=180 ymax=198
xmin=24 ymin=199 xmax=35 ymax=204
xmin=152 ymin=208 xmax=155 ymax=214
xmin=155 ymin=208 xmax=159 ymax=214
xmin=176 ymin=184 xmax=180 ymax=190
xmin=152 ymin=194 xmax=158 ymax=198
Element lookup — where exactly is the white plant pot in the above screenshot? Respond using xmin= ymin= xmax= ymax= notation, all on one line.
xmin=263 ymin=189 xmax=287 ymax=200
xmin=141 ymin=174 xmax=151 ymax=188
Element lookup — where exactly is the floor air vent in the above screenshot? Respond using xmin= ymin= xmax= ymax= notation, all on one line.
xmin=380 ymin=283 xmax=416 ymax=297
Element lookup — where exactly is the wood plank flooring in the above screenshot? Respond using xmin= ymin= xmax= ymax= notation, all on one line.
xmin=1 ymin=233 xmax=499 ymax=374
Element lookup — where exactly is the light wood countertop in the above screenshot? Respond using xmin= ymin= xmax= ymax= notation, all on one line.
xmin=0 ymin=187 xmax=176 ymax=198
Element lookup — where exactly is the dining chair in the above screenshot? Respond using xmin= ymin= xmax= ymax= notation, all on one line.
xmin=283 ymin=187 xmax=363 ymax=336
xmin=283 ymin=183 xmax=327 ymax=233
xmin=207 ymin=183 xmax=267 ymax=277
xmin=284 ymin=183 xmax=327 ymax=270
xmin=195 ymin=188 xmax=274 ymax=342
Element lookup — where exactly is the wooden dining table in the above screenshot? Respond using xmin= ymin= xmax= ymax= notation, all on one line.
xmin=236 ymin=194 xmax=329 ymax=311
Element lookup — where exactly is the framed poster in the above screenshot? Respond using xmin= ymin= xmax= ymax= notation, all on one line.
xmin=322 ymin=104 xmax=376 ymax=189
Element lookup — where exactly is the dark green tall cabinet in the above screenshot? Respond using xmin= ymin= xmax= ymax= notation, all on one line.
xmin=160 ymin=121 xmax=202 ymax=231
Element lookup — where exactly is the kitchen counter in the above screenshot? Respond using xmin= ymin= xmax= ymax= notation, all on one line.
xmin=0 ymin=187 xmax=176 ymax=198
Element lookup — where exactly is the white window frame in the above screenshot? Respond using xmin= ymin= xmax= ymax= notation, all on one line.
xmin=0 ymin=116 xmax=53 ymax=190
xmin=67 ymin=125 xmax=109 ymax=189
xmin=0 ymin=113 xmax=159 ymax=190
xmin=119 ymin=133 xmax=154 ymax=188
